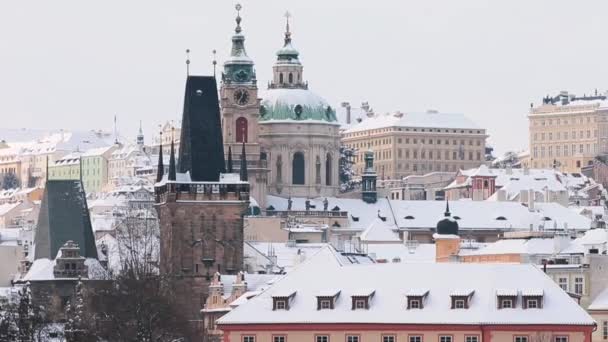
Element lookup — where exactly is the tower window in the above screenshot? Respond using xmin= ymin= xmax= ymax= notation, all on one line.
xmin=289 ymin=72 xmax=293 ymax=84
xmin=293 ymin=152 xmax=305 ymax=185
xmin=325 ymin=153 xmax=332 ymax=186
xmin=236 ymin=117 xmax=248 ymax=143
xmin=280 ymin=73 xmax=284 ymax=84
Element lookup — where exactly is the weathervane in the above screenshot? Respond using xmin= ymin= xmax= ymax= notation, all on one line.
xmin=186 ymin=49 xmax=191 ymax=76
xmin=212 ymin=49 xmax=217 ymax=78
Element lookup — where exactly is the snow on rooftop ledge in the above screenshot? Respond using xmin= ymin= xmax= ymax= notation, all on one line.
xmin=317 ymin=289 xmax=341 ymax=297
xmin=496 ymin=289 xmax=518 ymax=296
xmin=273 ymin=290 xmax=297 ymax=298
xmin=352 ymin=288 xmax=375 ymax=297
xmin=450 ymin=289 xmax=475 ymax=297
xmin=406 ymin=288 xmax=429 ymax=297
xmin=433 ymin=233 xmax=460 ymax=240
xmin=521 ymin=288 xmax=544 ymax=296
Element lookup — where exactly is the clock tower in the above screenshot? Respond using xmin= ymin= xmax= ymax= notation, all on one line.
xmin=220 ymin=4 xmax=268 ymax=207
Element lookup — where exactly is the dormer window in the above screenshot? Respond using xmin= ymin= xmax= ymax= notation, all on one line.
xmin=317 ymin=289 xmax=340 ymax=310
xmin=406 ymin=289 xmax=429 ymax=309
xmin=351 ymin=289 xmax=375 ymax=310
xmin=497 ymin=289 xmax=518 ymax=309
xmin=272 ymin=290 xmax=296 ymax=311
xmin=522 ymin=289 xmax=544 ymax=309
xmin=451 ymin=289 xmax=474 ymax=309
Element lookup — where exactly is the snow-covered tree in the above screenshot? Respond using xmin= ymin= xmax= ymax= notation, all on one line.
xmin=64 ymin=278 xmax=89 ymax=342
xmin=1 ymin=172 xmax=20 ymax=190
xmin=339 ymin=145 xmax=358 ymax=192
xmin=0 ymin=300 xmax=18 ymax=341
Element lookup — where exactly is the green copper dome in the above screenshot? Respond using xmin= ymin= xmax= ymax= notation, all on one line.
xmin=260 ymin=88 xmax=338 ymax=122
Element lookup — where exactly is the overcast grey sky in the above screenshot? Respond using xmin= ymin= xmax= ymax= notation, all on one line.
xmin=1 ymin=0 xmax=607 ymax=155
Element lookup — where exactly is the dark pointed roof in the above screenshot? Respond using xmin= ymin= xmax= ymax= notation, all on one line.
xmin=240 ymin=142 xmax=248 ymax=182
xmin=227 ymin=145 xmax=233 ymax=173
xmin=178 ymin=76 xmax=226 ymax=181
xmin=34 ymin=180 xmax=97 ymax=260
xmin=169 ymin=137 xmax=176 ymax=181
xmin=156 ymin=133 xmax=164 ymax=182
xmin=437 ymin=200 xmax=459 ymax=235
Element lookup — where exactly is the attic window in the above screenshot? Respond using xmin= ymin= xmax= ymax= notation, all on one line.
xmin=404 ymin=215 xmax=415 ymax=220
xmin=332 ymin=222 xmax=341 ymax=227
xmin=317 ymin=290 xmax=340 ymax=310
xmin=351 ymin=290 xmax=375 ymax=310
xmin=294 ymin=105 xmax=303 ymax=118
xmin=450 ymin=290 xmax=474 ymax=309
xmin=332 ymin=206 xmax=341 ymax=211
xmin=496 ymin=216 xmax=507 ymax=221
xmin=522 ymin=289 xmax=544 ymax=309
xmin=272 ymin=291 xmax=296 ymax=310
xmin=496 ymin=290 xmax=518 ymax=309
xmin=406 ymin=289 xmax=429 ymax=309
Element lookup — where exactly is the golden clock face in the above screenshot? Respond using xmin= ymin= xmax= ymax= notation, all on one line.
xmin=233 ymin=88 xmax=249 ymax=106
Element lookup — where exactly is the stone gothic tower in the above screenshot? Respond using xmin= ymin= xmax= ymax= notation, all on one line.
xmin=220 ymin=5 xmax=268 ymax=208
xmin=155 ymin=69 xmax=250 ymax=336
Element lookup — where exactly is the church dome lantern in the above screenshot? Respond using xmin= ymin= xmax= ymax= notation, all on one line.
xmin=436 ymin=201 xmax=459 ymax=235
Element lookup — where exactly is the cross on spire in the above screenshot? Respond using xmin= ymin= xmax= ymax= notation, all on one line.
xmin=212 ymin=49 xmax=217 ymax=77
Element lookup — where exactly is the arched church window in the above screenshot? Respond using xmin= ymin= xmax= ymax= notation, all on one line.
xmin=293 ymin=152 xmax=305 ymax=185
xmin=276 ymin=155 xmax=283 ymax=183
xmin=289 ymin=73 xmax=293 ymax=84
xmin=315 ymin=156 xmax=321 ymax=184
xmin=298 ymin=73 xmax=301 ymax=82
xmin=325 ymin=153 xmax=332 ymax=186
xmin=236 ymin=117 xmax=248 ymax=143
xmin=279 ymin=73 xmax=284 ymax=84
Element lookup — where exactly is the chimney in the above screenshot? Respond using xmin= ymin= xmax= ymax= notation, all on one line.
xmin=520 ymin=189 xmax=528 ymax=204
xmin=341 ymin=102 xmax=352 ymax=124
xmin=528 ymin=189 xmax=535 ymax=211
xmin=497 ymin=189 xmax=507 ymax=202
xmin=506 ymin=164 xmax=513 ymax=175
xmin=434 ymin=234 xmax=461 ymax=263
xmin=553 ymin=231 xmax=570 ymax=254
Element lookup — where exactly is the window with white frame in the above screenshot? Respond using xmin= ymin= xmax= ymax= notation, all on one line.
xmin=409 ymin=299 xmax=421 ymax=309
xmin=355 ymin=299 xmax=366 ymax=309
xmin=243 ymin=336 xmax=255 ymax=342
xmin=347 ymin=336 xmax=359 ymax=342
xmin=440 ymin=336 xmax=452 ymax=342
xmin=320 ymin=300 xmax=331 ymax=309
xmin=554 ymin=337 xmax=568 ymax=342
xmin=383 ymin=335 xmax=395 ymax=342
xmin=454 ymin=299 xmax=465 ymax=309
xmin=465 ymin=336 xmax=479 ymax=342
xmin=409 ymin=336 xmax=422 ymax=342
xmin=276 ymin=300 xmax=287 ymax=310
xmin=514 ymin=336 xmax=528 ymax=342
xmin=501 ymin=299 xmax=513 ymax=308
xmin=274 ymin=336 xmax=286 ymax=342
xmin=526 ymin=299 xmax=539 ymax=309
xmin=575 ymin=277 xmax=584 ymax=295
xmin=316 ymin=335 xmax=329 ymax=342
xmin=558 ymin=277 xmax=568 ymax=291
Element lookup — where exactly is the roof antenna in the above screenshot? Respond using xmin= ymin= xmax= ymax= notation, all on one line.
xmin=212 ymin=49 xmax=217 ymax=78
xmin=186 ymin=49 xmax=191 ymax=77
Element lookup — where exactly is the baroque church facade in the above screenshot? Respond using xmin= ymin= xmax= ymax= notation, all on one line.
xmin=220 ymin=9 xmax=341 ymax=201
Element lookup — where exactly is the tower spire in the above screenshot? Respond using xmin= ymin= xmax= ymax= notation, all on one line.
xmin=284 ymin=11 xmax=292 ymax=45
xmin=227 ymin=145 xmax=233 ymax=173
xmin=156 ymin=130 xmax=164 ymax=182
xmin=239 ymin=141 xmax=248 ymax=182
xmin=168 ymin=128 xmax=176 ymax=181
xmin=444 ymin=199 xmax=451 ymax=217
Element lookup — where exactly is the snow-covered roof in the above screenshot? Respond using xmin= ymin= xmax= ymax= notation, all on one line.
xmin=21 ymin=258 xmax=108 ymax=281
xmin=259 ymin=88 xmax=338 ymax=123
xmin=359 ymin=218 xmax=401 ymax=242
xmin=245 ymin=241 xmax=326 ymax=273
xmin=588 ymin=287 xmax=608 ymax=311
xmin=267 ymin=195 xmax=393 ymax=230
xmin=344 ymin=111 xmax=481 ymax=134
xmin=218 ymin=247 xmax=594 ymax=326
xmin=392 ymin=200 xmax=590 ymax=231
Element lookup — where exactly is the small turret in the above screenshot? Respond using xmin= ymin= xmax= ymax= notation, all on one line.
xmin=137 ymin=121 xmax=144 ymax=147
xmin=362 ymin=150 xmax=377 ymax=203
xmin=169 ymin=135 xmax=176 ymax=181
xmin=156 ymin=132 xmax=164 ymax=183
